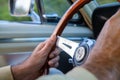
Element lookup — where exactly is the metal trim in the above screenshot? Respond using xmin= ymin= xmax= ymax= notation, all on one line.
xmin=0 ymin=37 xmax=85 ymax=43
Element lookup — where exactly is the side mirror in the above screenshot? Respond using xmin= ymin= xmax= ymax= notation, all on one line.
xmin=9 ymin=0 xmax=41 ymax=23
xmin=9 ymin=0 xmax=33 ymax=16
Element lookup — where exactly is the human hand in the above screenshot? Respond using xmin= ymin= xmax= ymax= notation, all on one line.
xmin=82 ymin=9 xmax=120 ymax=80
xmin=12 ymin=35 xmax=60 ymax=80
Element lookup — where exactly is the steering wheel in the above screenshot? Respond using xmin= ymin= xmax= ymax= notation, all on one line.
xmin=42 ymin=0 xmax=92 ymax=74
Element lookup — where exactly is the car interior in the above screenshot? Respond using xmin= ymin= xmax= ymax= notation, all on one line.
xmin=92 ymin=3 xmax=120 ymax=39
xmin=0 ymin=0 xmax=120 ymax=74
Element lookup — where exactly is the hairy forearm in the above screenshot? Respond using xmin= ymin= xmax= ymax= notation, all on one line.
xmin=82 ymin=40 xmax=120 ymax=80
xmin=82 ymin=48 xmax=114 ymax=80
xmin=81 ymin=12 xmax=120 ymax=80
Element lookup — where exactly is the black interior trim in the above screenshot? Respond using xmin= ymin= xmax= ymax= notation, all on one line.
xmin=92 ymin=3 xmax=120 ymax=39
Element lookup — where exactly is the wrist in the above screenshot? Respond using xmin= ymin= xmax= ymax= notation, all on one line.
xmin=11 ymin=63 xmax=29 ymax=80
xmin=11 ymin=60 xmax=44 ymax=80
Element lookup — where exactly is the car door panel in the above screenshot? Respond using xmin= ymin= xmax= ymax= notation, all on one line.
xmin=0 ymin=21 xmax=93 ymax=54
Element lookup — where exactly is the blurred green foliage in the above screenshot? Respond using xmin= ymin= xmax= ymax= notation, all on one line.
xmin=96 ymin=0 xmax=117 ymax=5
xmin=0 ymin=0 xmax=117 ymax=21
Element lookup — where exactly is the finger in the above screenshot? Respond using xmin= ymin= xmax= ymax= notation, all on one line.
xmin=49 ymin=62 xmax=59 ymax=68
xmin=49 ymin=62 xmax=59 ymax=67
xmin=48 ymin=56 xmax=60 ymax=67
xmin=34 ymin=41 xmax=46 ymax=51
xmin=49 ymin=48 xmax=61 ymax=59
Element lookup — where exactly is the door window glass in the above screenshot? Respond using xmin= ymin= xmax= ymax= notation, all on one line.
xmin=96 ymin=0 xmax=117 ymax=5
xmin=43 ymin=0 xmax=70 ymax=17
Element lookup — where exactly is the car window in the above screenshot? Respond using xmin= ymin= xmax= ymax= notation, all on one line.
xmin=0 ymin=0 xmax=77 ymax=22
xmin=43 ymin=0 xmax=70 ymax=17
xmin=1 ymin=0 xmax=118 ymax=22
xmin=96 ymin=0 xmax=117 ymax=5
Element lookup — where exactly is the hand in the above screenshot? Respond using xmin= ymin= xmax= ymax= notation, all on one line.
xmin=11 ymin=35 xmax=60 ymax=80
xmin=82 ymin=9 xmax=120 ymax=80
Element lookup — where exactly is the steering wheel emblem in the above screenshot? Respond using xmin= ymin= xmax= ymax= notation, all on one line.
xmin=75 ymin=47 xmax=85 ymax=62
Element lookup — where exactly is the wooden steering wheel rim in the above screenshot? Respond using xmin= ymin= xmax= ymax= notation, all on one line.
xmin=52 ymin=0 xmax=91 ymax=36
xmin=42 ymin=0 xmax=92 ymax=74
